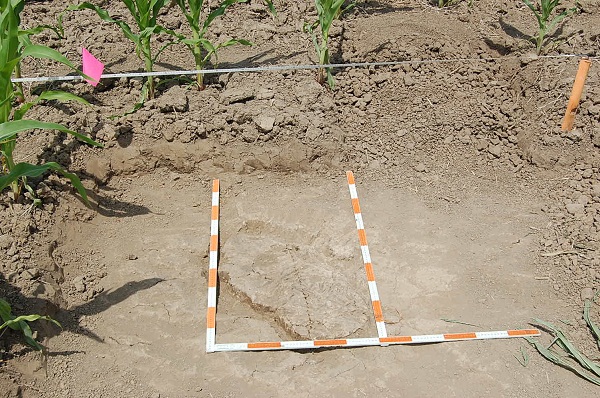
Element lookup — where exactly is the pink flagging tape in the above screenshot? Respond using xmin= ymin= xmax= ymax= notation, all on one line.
xmin=82 ymin=47 xmax=104 ymax=86
xmin=211 ymin=329 xmax=541 ymax=352
xmin=346 ymin=171 xmax=387 ymax=340
xmin=206 ymin=179 xmax=219 ymax=353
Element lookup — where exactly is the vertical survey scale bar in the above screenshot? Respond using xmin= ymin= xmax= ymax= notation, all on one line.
xmin=346 ymin=171 xmax=388 ymax=342
xmin=206 ymin=179 xmax=220 ymax=353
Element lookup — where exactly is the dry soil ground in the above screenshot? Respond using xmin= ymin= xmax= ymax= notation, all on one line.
xmin=1 ymin=0 xmax=600 ymax=397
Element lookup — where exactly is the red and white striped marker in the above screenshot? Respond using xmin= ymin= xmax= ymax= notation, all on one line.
xmin=205 ymin=174 xmax=541 ymax=353
xmin=206 ymin=179 xmax=219 ymax=353
xmin=347 ymin=171 xmax=387 ymax=340
xmin=211 ymin=329 xmax=541 ymax=352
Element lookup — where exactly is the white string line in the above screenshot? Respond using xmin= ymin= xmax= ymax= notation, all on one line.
xmin=11 ymin=53 xmax=598 ymax=84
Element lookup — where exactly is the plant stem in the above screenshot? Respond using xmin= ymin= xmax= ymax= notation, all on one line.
xmin=192 ymin=29 xmax=205 ymax=90
xmin=141 ymin=37 xmax=155 ymax=99
xmin=319 ymin=34 xmax=329 ymax=87
xmin=14 ymin=62 xmax=24 ymax=103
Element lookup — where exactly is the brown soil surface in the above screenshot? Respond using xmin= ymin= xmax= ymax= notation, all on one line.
xmin=2 ymin=0 xmax=600 ymax=397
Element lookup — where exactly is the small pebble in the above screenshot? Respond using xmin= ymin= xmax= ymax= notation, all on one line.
xmin=414 ymin=163 xmax=427 ymax=173
xmin=581 ymin=287 xmax=595 ymax=301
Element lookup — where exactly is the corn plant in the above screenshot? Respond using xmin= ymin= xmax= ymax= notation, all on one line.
xmin=522 ymin=0 xmax=578 ymax=55
xmin=68 ymin=0 xmax=173 ymax=99
xmin=0 ymin=0 xmax=101 ymax=204
xmin=1 ymin=298 xmax=61 ymax=352
xmin=304 ymin=0 xmax=354 ymax=89
xmin=435 ymin=0 xmax=463 ymax=6
xmin=526 ymin=307 xmax=600 ymax=385
xmin=172 ymin=0 xmax=274 ymax=90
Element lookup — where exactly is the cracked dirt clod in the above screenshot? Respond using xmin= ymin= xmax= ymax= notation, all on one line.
xmin=220 ymin=186 xmax=373 ymax=340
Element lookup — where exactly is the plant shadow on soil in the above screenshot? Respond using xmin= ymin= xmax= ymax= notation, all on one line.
xmin=498 ymin=17 xmax=573 ymax=50
xmin=356 ymin=1 xmax=415 ymax=15
xmin=84 ymin=187 xmax=154 ymax=218
xmin=0 ymin=273 xmax=164 ymax=351
xmin=153 ymin=49 xmax=308 ymax=77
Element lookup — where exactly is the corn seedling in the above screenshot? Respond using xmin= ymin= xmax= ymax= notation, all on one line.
xmin=522 ymin=0 xmax=578 ymax=55
xmin=68 ymin=1 xmax=174 ymax=100
xmin=0 ymin=0 xmax=101 ymax=205
xmin=0 ymin=298 xmax=61 ymax=352
xmin=435 ymin=0 xmax=463 ymax=6
xmin=172 ymin=0 xmax=274 ymax=90
xmin=304 ymin=0 xmax=354 ymax=89
xmin=526 ymin=306 xmax=600 ymax=385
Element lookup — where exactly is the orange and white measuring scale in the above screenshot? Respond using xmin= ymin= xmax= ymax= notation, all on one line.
xmin=205 ymin=173 xmax=539 ymax=353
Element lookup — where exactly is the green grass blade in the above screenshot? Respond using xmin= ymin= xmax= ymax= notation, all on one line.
xmin=440 ymin=318 xmax=481 ymax=328
xmin=514 ymin=346 xmax=530 ymax=367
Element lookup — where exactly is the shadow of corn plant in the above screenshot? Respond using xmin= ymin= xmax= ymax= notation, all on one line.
xmin=1 ymin=272 xmax=164 ymax=353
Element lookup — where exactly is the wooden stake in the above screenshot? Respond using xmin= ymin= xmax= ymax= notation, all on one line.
xmin=561 ymin=58 xmax=592 ymax=131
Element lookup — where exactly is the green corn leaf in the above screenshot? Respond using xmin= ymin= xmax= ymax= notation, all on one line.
xmin=20 ymin=321 xmax=43 ymax=351
xmin=220 ymin=38 xmax=253 ymax=47
xmin=0 ymin=298 xmax=61 ymax=352
xmin=202 ymin=0 xmax=249 ymax=36
xmin=121 ymin=0 xmax=143 ymax=27
xmin=0 ymin=161 xmax=91 ymax=205
xmin=326 ymin=68 xmax=335 ymax=89
xmin=583 ymin=299 xmax=600 ymax=350
xmin=546 ymin=6 xmax=578 ymax=34
xmin=0 ymin=92 xmax=14 ymax=110
xmin=37 ymin=90 xmax=90 ymax=105
xmin=0 ymin=119 xmax=101 ymax=147
xmin=151 ymin=0 xmax=169 ymax=25
xmin=13 ymin=91 xmax=90 ymax=121
xmin=67 ymin=3 xmax=138 ymax=45
xmin=199 ymin=38 xmax=217 ymax=55
xmin=533 ymin=318 xmax=600 ymax=376
xmin=0 ymin=314 xmax=61 ymax=331
xmin=263 ymin=0 xmax=276 ymax=16
xmin=21 ymin=44 xmax=75 ymax=69
xmin=526 ymin=336 xmax=600 ymax=385
xmin=18 ymin=24 xmax=63 ymax=40
xmin=173 ymin=0 xmax=201 ymax=30
xmin=0 ymin=298 xmax=12 ymax=323
xmin=522 ymin=0 xmax=544 ymax=29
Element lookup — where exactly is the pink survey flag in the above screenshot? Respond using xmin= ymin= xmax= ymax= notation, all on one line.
xmin=82 ymin=47 xmax=104 ymax=87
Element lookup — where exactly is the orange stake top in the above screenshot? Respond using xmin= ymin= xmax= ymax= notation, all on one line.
xmin=561 ymin=58 xmax=592 ymax=131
